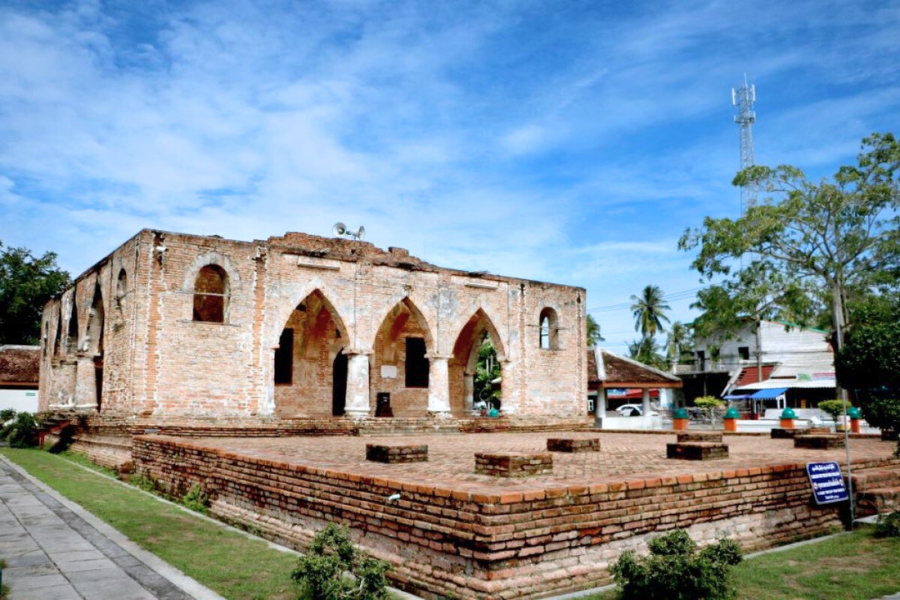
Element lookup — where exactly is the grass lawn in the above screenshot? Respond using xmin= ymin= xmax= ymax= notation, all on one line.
xmin=0 ymin=448 xmax=299 ymax=600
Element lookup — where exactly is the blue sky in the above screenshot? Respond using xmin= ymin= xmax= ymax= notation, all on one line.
xmin=1 ymin=0 xmax=898 ymax=352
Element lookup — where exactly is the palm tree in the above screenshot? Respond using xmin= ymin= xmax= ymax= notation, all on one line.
xmin=666 ymin=321 xmax=692 ymax=363
xmin=586 ymin=314 xmax=604 ymax=346
xmin=630 ymin=285 xmax=671 ymax=339
xmin=627 ymin=337 xmax=666 ymax=369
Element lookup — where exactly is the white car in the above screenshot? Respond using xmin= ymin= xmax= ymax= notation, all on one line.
xmin=615 ymin=404 xmax=659 ymax=417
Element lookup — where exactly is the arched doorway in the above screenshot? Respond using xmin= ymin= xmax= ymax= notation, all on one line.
xmin=371 ymin=298 xmax=433 ymax=417
xmin=450 ymin=310 xmax=506 ymax=417
xmin=273 ymin=290 xmax=348 ymax=418
xmin=87 ymin=284 xmax=104 ymax=410
xmin=332 ymin=350 xmax=348 ymax=416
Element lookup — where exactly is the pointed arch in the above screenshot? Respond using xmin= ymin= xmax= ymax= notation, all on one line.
xmin=87 ymin=283 xmax=104 ymax=355
xmin=66 ymin=298 xmax=79 ymax=354
xmin=272 ymin=289 xmax=350 ymax=418
xmin=370 ymin=297 xmax=434 ymax=417
xmin=449 ymin=309 xmax=506 ymax=416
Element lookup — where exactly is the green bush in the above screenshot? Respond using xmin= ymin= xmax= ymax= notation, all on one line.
xmin=874 ymin=511 xmax=900 ymax=539
xmin=182 ymin=484 xmax=210 ymax=514
xmin=292 ymin=523 xmax=390 ymax=600
xmin=610 ymin=529 xmax=743 ymax=600
xmin=0 ymin=408 xmax=15 ymax=422
xmin=5 ymin=412 xmax=38 ymax=448
xmin=818 ymin=399 xmax=851 ymax=429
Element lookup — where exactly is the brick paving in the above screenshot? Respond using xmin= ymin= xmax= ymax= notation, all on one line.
xmin=185 ymin=431 xmax=899 ymax=494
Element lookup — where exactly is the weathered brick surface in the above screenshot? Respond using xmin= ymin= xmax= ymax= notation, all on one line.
xmin=546 ymin=438 xmax=600 ymax=453
xmin=131 ymin=432 xmax=900 ymax=600
xmin=39 ymin=229 xmax=586 ymax=423
xmin=366 ymin=444 xmax=428 ymax=463
xmin=794 ymin=435 xmax=846 ymax=450
xmin=677 ymin=432 xmax=722 ymax=443
xmin=666 ymin=442 xmax=729 ymax=460
xmin=475 ymin=452 xmax=553 ymax=477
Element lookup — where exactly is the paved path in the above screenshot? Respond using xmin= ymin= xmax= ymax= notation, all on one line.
xmin=0 ymin=458 xmax=224 ymax=600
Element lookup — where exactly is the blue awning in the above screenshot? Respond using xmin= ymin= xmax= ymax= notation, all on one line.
xmin=750 ymin=388 xmax=788 ymax=399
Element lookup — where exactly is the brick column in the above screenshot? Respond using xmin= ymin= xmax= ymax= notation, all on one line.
xmin=75 ymin=354 xmax=98 ymax=409
xmin=499 ymin=359 xmax=516 ymax=415
xmin=464 ymin=371 xmax=476 ymax=414
xmin=427 ymin=355 xmax=451 ymax=415
xmin=344 ymin=352 xmax=371 ymax=418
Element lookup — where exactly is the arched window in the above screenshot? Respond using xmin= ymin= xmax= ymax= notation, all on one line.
xmin=193 ymin=265 xmax=228 ymax=323
xmin=67 ymin=301 xmax=79 ymax=353
xmin=539 ymin=307 xmax=558 ymax=350
xmin=116 ymin=268 xmax=128 ymax=313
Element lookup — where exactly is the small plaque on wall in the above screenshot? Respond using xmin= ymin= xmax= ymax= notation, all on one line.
xmin=381 ymin=365 xmax=397 ymax=378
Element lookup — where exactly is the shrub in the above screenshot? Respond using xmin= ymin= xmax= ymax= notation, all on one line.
xmin=182 ymin=484 xmax=210 ymax=514
xmin=5 ymin=412 xmax=38 ymax=448
xmin=610 ymin=529 xmax=743 ymax=600
xmin=874 ymin=511 xmax=900 ymax=539
xmin=292 ymin=523 xmax=390 ymax=600
xmin=694 ymin=396 xmax=725 ymax=424
xmin=0 ymin=408 xmax=15 ymax=422
xmin=818 ymin=399 xmax=852 ymax=430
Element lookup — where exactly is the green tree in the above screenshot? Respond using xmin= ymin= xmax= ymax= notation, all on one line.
xmin=666 ymin=321 xmax=693 ymax=364
xmin=630 ymin=285 xmax=671 ymax=340
xmin=0 ymin=242 xmax=70 ymax=345
xmin=586 ymin=314 xmax=604 ymax=346
xmin=474 ymin=336 xmax=501 ymax=407
xmin=680 ymin=133 xmax=900 ymax=388
xmin=628 ymin=337 xmax=666 ymax=369
xmin=835 ymin=295 xmax=900 ymax=451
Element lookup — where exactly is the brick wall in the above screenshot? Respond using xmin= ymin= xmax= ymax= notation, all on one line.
xmin=41 ymin=229 xmax=586 ymax=425
xmin=133 ymin=435 xmax=897 ymax=600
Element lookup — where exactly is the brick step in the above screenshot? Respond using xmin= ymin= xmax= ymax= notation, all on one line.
xmin=857 ymin=486 xmax=900 ymax=517
xmin=666 ymin=442 xmax=729 ymax=460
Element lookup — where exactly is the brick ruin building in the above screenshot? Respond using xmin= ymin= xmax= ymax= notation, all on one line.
xmin=38 ymin=229 xmax=586 ymax=431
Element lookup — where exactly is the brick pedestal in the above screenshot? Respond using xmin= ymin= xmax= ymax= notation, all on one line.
xmin=772 ymin=427 xmax=831 ymax=439
xmin=366 ymin=444 xmax=429 ymax=463
xmin=677 ymin=432 xmax=723 ymax=443
xmin=794 ymin=435 xmax=846 ymax=450
xmin=546 ymin=438 xmax=601 ymax=453
xmin=475 ymin=452 xmax=552 ymax=477
xmin=666 ymin=442 xmax=729 ymax=460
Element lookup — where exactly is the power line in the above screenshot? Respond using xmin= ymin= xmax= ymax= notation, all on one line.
xmin=587 ymin=286 xmax=704 ymax=313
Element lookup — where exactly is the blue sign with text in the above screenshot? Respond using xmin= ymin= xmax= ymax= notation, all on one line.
xmin=806 ymin=461 xmax=849 ymax=505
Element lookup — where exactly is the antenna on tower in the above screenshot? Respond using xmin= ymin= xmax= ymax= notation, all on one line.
xmin=732 ymin=73 xmax=757 ymax=213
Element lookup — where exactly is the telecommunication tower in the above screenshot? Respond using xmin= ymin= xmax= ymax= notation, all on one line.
xmin=732 ymin=74 xmax=757 ymax=211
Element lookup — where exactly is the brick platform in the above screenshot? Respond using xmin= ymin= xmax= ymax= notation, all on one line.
xmin=677 ymin=432 xmax=723 ymax=443
xmin=131 ymin=432 xmax=899 ymax=600
xmin=475 ymin=452 xmax=553 ymax=477
xmin=794 ymin=434 xmax=846 ymax=450
xmin=772 ymin=427 xmax=830 ymax=439
xmin=546 ymin=438 xmax=601 ymax=453
xmin=366 ymin=444 xmax=428 ymax=463
xmin=666 ymin=442 xmax=729 ymax=460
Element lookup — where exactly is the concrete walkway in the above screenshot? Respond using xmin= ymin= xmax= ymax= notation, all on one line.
xmin=0 ymin=458 xmax=225 ymax=600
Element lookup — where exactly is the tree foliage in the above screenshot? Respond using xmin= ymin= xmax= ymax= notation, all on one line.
xmin=630 ymin=285 xmax=671 ymax=339
xmin=473 ymin=336 xmax=501 ymax=407
xmin=0 ymin=241 xmax=70 ymax=345
xmin=627 ymin=337 xmax=666 ymax=369
xmin=586 ymin=314 xmax=604 ymax=346
xmin=292 ymin=524 xmax=390 ymax=600
xmin=835 ymin=295 xmax=900 ymax=447
xmin=680 ymin=133 xmax=900 ymax=350
xmin=610 ymin=529 xmax=742 ymax=600
xmin=666 ymin=321 xmax=693 ymax=363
